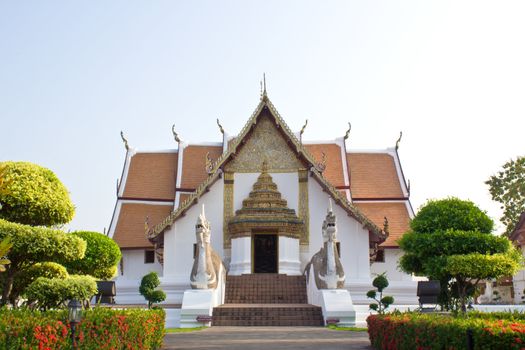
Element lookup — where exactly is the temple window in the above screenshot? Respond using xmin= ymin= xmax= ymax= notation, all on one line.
xmin=144 ymin=250 xmax=155 ymax=264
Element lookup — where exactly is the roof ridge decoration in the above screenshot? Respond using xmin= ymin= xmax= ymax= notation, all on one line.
xmin=146 ymin=93 xmax=385 ymax=242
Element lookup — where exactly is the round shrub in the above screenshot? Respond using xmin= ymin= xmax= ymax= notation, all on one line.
xmin=410 ymin=197 xmax=493 ymax=234
xmin=25 ymin=275 xmax=97 ymax=310
xmin=11 ymin=262 xmax=68 ymax=302
xmin=0 ymin=161 xmax=75 ymax=226
xmin=140 ymin=272 xmax=166 ymax=308
xmin=64 ymin=231 xmax=121 ymax=280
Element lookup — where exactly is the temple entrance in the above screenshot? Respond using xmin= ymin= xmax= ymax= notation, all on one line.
xmin=253 ymin=234 xmax=278 ymax=273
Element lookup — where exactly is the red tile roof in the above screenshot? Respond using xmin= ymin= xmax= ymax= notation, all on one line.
xmin=354 ymin=202 xmax=410 ymax=247
xmin=180 ymin=145 xmax=223 ymax=189
xmin=347 ymin=153 xmax=404 ymax=199
xmin=113 ymin=203 xmax=173 ymax=249
xmin=123 ymin=152 xmax=178 ymax=200
xmin=304 ymin=144 xmax=346 ymax=187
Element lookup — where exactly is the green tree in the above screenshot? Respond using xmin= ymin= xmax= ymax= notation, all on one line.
xmin=139 ymin=272 xmax=166 ymax=309
xmin=0 ymin=161 xmax=75 ymax=226
xmin=399 ymin=197 xmax=522 ymax=312
xmin=0 ymin=219 xmax=86 ymax=305
xmin=486 ymin=156 xmax=525 ymax=236
xmin=64 ymin=231 xmax=122 ymax=280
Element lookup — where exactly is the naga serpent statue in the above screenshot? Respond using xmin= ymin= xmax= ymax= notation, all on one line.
xmin=306 ymin=199 xmax=345 ymax=289
xmin=190 ymin=205 xmax=224 ymax=289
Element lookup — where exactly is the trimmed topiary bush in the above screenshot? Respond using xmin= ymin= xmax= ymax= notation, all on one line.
xmin=25 ymin=275 xmax=97 ymax=310
xmin=10 ymin=262 xmax=68 ymax=304
xmin=0 ymin=219 xmax=86 ymax=304
xmin=0 ymin=161 xmax=75 ymax=227
xmin=140 ymin=272 xmax=166 ymax=308
xmin=367 ymin=273 xmax=394 ymax=314
xmin=64 ymin=231 xmax=121 ymax=280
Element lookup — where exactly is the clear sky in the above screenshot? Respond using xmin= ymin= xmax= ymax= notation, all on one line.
xmin=1 ymin=1 xmax=524 ymax=233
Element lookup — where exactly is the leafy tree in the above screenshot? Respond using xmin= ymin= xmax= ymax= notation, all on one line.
xmin=25 ymin=274 xmax=97 ymax=310
xmin=367 ymin=273 xmax=394 ymax=314
xmin=139 ymin=272 xmax=166 ymax=309
xmin=0 ymin=238 xmax=12 ymax=273
xmin=64 ymin=231 xmax=121 ymax=280
xmin=486 ymin=156 xmax=525 ymax=236
xmin=0 ymin=161 xmax=75 ymax=226
xmin=0 ymin=219 xmax=86 ymax=305
xmin=399 ymin=197 xmax=522 ymax=312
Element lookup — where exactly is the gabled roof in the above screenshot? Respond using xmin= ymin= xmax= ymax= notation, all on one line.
xmin=123 ymin=152 xmax=178 ymax=200
xmin=347 ymin=152 xmax=405 ymax=199
xmin=146 ymin=93 xmax=385 ymax=243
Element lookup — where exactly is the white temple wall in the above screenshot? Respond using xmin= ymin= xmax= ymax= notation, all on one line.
xmin=370 ymin=248 xmax=413 ymax=282
xmin=163 ymin=181 xmax=225 ymax=282
xmin=117 ymin=249 xmax=163 ymax=280
xmin=307 ymin=180 xmax=370 ymax=280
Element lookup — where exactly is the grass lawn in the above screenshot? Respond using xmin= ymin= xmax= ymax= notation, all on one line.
xmin=327 ymin=324 xmax=367 ymax=332
xmin=165 ymin=327 xmax=207 ymax=333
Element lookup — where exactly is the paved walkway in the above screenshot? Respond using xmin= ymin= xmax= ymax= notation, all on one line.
xmin=163 ymin=327 xmax=372 ymax=350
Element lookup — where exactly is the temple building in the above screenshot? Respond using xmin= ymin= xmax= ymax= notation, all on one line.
xmin=108 ymin=89 xmax=418 ymax=326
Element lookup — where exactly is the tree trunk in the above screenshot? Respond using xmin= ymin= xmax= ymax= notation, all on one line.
xmin=1 ymin=269 xmax=14 ymax=306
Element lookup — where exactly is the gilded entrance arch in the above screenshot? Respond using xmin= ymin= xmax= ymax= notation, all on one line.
xmin=226 ymin=161 xmax=305 ymax=273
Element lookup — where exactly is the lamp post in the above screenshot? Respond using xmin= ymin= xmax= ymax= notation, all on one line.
xmin=68 ymin=299 xmax=82 ymax=350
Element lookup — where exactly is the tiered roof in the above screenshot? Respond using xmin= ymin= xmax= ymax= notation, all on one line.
xmin=108 ymin=92 xmax=413 ymax=249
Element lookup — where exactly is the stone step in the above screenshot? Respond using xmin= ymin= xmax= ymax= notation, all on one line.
xmin=225 ymin=274 xmax=308 ymax=304
xmin=212 ymin=304 xmax=324 ymax=327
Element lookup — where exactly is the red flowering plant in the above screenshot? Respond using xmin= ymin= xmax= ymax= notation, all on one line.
xmin=0 ymin=307 xmax=165 ymax=350
xmin=367 ymin=312 xmax=525 ymax=350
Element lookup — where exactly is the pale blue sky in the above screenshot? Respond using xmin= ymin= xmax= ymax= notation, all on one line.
xmin=1 ymin=1 xmax=524 ymax=233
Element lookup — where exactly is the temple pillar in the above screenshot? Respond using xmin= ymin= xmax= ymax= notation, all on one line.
xmin=229 ymin=237 xmax=251 ymax=275
xmin=278 ymin=236 xmax=301 ymax=275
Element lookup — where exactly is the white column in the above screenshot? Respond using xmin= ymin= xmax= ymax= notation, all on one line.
xmin=278 ymin=236 xmax=301 ymax=275
xmin=229 ymin=237 xmax=252 ymax=275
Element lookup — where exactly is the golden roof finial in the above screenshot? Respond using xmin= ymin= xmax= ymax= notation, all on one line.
xmin=299 ymin=119 xmax=308 ymax=143
xmin=344 ymin=122 xmax=352 ymax=140
xmin=172 ymin=124 xmax=181 ymax=143
xmin=317 ymin=152 xmax=327 ymax=173
xmin=216 ymin=118 xmax=224 ymax=134
xmin=395 ymin=131 xmax=402 ymax=150
xmin=205 ymin=152 xmax=213 ymax=174
xmin=145 ymin=216 xmax=150 ymax=233
xmin=120 ymin=131 xmax=129 ymax=151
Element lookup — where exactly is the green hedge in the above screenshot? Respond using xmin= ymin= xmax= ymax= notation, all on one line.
xmin=0 ymin=307 xmax=165 ymax=350
xmin=367 ymin=313 xmax=525 ymax=350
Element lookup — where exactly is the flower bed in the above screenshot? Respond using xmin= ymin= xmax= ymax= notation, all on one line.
xmin=367 ymin=312 xmax=525 ymax=350
xmin=0 ymin=307 xmax=165 ymax=350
